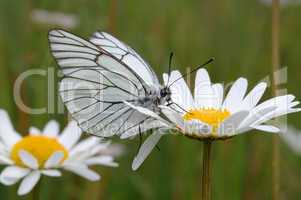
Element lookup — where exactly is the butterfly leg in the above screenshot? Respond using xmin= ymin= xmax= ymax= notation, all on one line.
xmin=136 ymin=125 xmax=143 ymax=153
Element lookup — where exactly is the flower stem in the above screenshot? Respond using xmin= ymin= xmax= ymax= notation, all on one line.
xmin=271 ymin=0 xmax=280 ymax=199
xmin=201 ymin=141 xmax=212 ymax=200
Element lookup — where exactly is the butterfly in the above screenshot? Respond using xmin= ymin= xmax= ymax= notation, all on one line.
xmin=48 ymin=29 xmax=175 ymax=140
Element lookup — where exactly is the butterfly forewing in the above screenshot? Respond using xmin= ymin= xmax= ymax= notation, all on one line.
xmin=90 ymin=31 xmax=160 ymax=87
xmin=49 ymin=29 xmax=163 ymax=138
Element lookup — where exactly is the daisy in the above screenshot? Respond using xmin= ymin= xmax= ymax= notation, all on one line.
xmin=128 ymin=68 xmax=300 ymax=170
xmin=0 ymin=109 xmax=118 ymax=196
xmin=159 ymin=69 xmax=300 ymax=139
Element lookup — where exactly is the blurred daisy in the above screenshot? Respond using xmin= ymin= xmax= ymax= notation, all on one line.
xmin=280 ymin=125 xmax=301 ymax=154
xmin=0 ymin=109 xmax=118 ymax=196
xmin=31 ymin=9 xmax=79 ymax=29
xmin=128 ymin=68 xmax=300 ymax=169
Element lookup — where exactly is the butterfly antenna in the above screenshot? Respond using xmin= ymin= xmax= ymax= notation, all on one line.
xmin=166 ymin=52 xmax=174 ymax=86
xmin=167 ymin=57 xmax=215 ymax=88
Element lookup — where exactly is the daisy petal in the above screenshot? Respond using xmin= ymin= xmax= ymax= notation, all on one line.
xmin=168 ymin=70 xmax=194 ymax=110
xmin=194 ymin=68 xmax=213 ymax=108
xmin=29 ymin=127 xmax=41 ymax=135
xmin=69 ymin=137 xmax=101 ymax=157
xmin=223 ymin=78 xmax=248 ymax=113
xmin=238 ymin=106 xmax=277 ymax=132
xmin=19 ymin=150 xmax=39 ymax=169
xmin=18 ymin=171 xmax=41 ymax=196
xmin=0 ymin=110 xmax=21 ymax=148
xmin=64 ymin=165 xmax=100 ymax=181
xmin=41 ymin=169 xmax=61 ymax=177
xmin=163 ymin=73 xmax=169 ymax=85
xmin=160 ymin=106 xmax=185 ymax=130
xmin=211 ymin=83 xmax=224 ymax=109
xmin=239 ymin=82 xmax=267 ymax=111
xmin=44 ymin=151 xmax=64 ymax=168
xmin=218 ymin=111 xmax=249 ymax=136
xmin=0 ymin=155 xmax=14 ymax=165
xmin=252 ymin=125 xmax=280 ymax=133
xmin=280 ymin=125 xmax=301 ymax=154
xmin=0 ymin=166 xmax=30 ymax=186
xmin=85 ymin=156 xmax=119 ymax=167
xmin=132 ymin=131 xmax=163 ymax=171
xmin=43 ymin=120 xmax=59 ymax=137
xmin=58 ymin=121 xmax=82 ymax=150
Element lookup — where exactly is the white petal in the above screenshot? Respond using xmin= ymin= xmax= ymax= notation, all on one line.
xmin=0 ymin=110 xmax=21 ymax=148
xmin=0 ymin=166 xmax=30 ymax=186
xmin=251 ymin=96 xmax=300 ymax=127
xmin=163 ymin=73 xmax=169 ymax=86
xmin=132 ymin=131 xmax=163 ymax=171
xmin=18 ymin=171 xmax=41 ymax=196
xmin=168 ymin=70 xmax=194 ymax=110
xmin=64 ymin=165 xmax=100 ymax=181
xmin=222 ymin=78 xmax=248 ymax=113
xmin=218 ymin=111 xmax=249 ymax=136
xmin=85 ymin=156 xmax=119 ymax=167
xmin=29 ymin=127 xmax=41 ymax=135
xmin=211 ymin=83 xmax=224 ymax=109
xmin=44 ymin=151 xmax=64 ymax=168
xmin=0 ymin=155 xmax=14 ymax=165
xmin=160 ymin=106 xmax=185 ymax=129
xmin=237 ymin=106 xmax=277 ymax=132
xmin=69 ymin=137 xmax=101 ymax=157
xmin=19 ymin=150 xmax=39 ymax=169
xmin=252 ymin=125 xmax=280 ymax=133
xmin=58 ymin=121 xmax=82 ymax=149
xmin=239 ymin=82 xmax=267 ymax=111
xmin=183 ymin=120 xmax=212 ymax=136
xmin=254 ymin=95 xmax=295 ymax=114
xmin=194 ymin=68 xmax=216 ymax=108
xmin=43 ymin=120 xmax=60 ymax=137
xmin=41 ymin=169 xmax=62 ymax=177
xmin=280 ymin=125 xmax=301 ymax=154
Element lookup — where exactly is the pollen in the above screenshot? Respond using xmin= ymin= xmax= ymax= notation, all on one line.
xmin=10 ymin=135 xmax=68 ymax=168
xmin=183 ymin=108 xmax=231 ymax=131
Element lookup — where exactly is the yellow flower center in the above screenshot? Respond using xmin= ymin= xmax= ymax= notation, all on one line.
xmin=10 ymin=135 xmax=68 ymax=168
xmin=183 ymin=108 xmax=231 ymax=135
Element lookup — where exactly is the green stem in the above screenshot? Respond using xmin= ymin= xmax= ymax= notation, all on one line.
xmin=201 ymin=141 xmax=212 ymax=200
xmin=271 ymin=0 xmax=280 ymax=199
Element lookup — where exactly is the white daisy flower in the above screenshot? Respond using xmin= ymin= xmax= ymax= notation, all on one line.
xmin=160 ymin=69 xmax=300 ymax=139
xmin=0 ymin=109 xmax=118 ymax=196
xmin=129 ymin=68 xmax=300 ymax=170
xmin=31 ymin=9 xmax=79 ymax=29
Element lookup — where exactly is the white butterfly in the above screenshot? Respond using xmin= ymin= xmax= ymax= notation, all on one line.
xmin=48 ymin=29 xmax=173 ymax=142
xmin=49 ymin=30 xmax=213 ymax=170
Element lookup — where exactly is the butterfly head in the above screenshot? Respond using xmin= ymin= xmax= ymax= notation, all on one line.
xmin=160 ymin=87 xmax=172 ymax=102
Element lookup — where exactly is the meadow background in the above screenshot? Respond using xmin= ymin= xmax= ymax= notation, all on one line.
xmin=0 ymin=0 xmax=301 ymax=199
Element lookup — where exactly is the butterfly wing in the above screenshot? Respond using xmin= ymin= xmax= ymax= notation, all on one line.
xmin=49 ymin=29 xmax=164 ymax=138
xmin=89 ymin=31 xmax=160 ymax=88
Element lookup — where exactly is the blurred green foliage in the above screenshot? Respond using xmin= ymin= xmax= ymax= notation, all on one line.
xmin=0 ymin=0 xmax=301 ymax=199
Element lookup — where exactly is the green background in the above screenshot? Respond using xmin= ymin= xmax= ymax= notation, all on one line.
xmin=0 ymin=0 xmax=301 ymax=199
